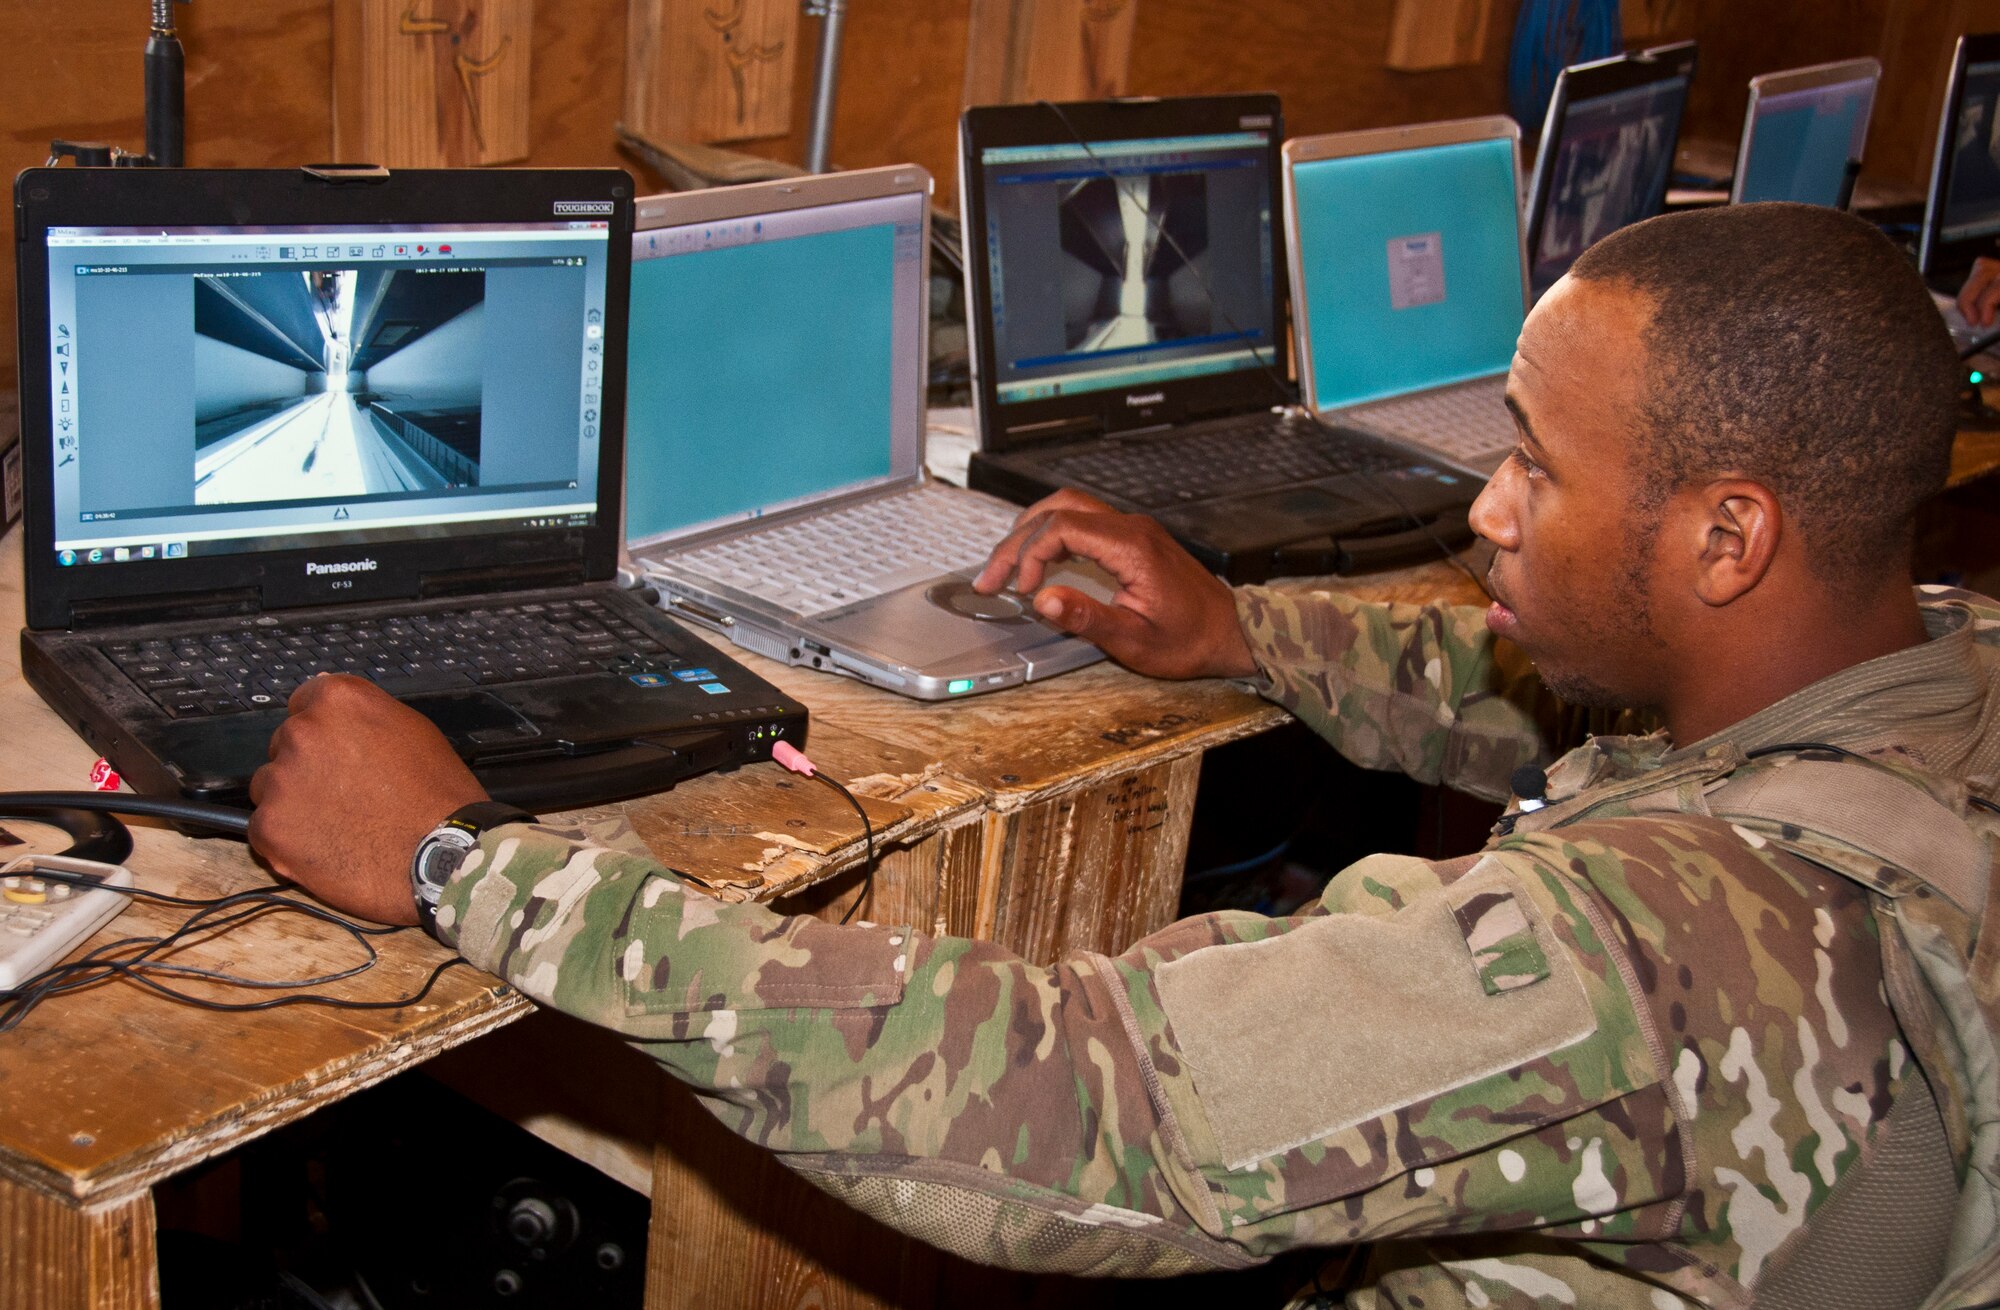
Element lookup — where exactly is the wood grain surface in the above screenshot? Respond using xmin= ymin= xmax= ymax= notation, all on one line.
xmin=1388 ymin=0 xmax=1497 ymax=71
xmin=333 ymin=0 xmax=537 ymax=166
xmin=624 ymin=0 xmax=800 ymax=145
xmin=963 ymin=0 xmax=1139 ymax=108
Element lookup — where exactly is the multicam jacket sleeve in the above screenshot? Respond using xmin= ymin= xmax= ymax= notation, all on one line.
xmin=435 ymin=803 xmax=1900 ymax=1304
xmin=1233 ymin=586 xmax=1547 ymax=803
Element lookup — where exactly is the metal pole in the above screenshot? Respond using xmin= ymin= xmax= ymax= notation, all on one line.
xmin=803 ymin=0 xmax=848 ymax=174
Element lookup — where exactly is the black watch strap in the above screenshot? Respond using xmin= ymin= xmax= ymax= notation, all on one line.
xmin=445 ymin=801 xmax=538 ymax=837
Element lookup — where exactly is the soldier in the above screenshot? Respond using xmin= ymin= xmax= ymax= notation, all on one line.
xmin=249 ymin=203 xmax=1999 ymax=1308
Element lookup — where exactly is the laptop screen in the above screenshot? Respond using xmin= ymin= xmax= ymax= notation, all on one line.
xmin=1737 ymin=75 xmax=1877 ymax=206
xmin=43 ymin=220 xmax=610 ymax=568
xmin=1940 ymin=58 xmax=2000 ymax=246
xmin=1529 ymin=75 xmax=1689 ymax=297
xmin=1293 ymin=136 xmax=1524 ymax=411
xmin=624 ymin=190 xmax=926 ymax=546
xmin=975 ymin=130 xmax=1277 ymax=405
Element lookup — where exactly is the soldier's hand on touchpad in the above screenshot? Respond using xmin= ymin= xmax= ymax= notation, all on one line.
xmin=974 ymin=489 xmax=1258 ymax=681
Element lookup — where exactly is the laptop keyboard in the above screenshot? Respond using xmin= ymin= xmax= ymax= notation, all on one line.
xmin=101 ymin=596 xmax=676 ymax=718
xmin=1338 ymin=377 xmax=1517 ymax=465
xmin=668 ymin=485 xmax=1019 ymax=618
xmin=1047 ymin=413 xmax=1401 ymax=508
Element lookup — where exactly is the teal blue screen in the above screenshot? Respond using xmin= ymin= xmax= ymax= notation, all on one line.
xmin=625 ymin=224 xmax=895 ymax=542
xmin=1737 ymin=81 xmax=1873 ymax=206
xmin=1293 ymin=138 xmax=1524 ymax=409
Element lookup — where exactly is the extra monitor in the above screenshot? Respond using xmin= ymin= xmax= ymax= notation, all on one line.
xmin=1524 ymin=41 xmax=1697 ymax=300
xmin=959 ymin=95 xmax=1286 ymax=448
xmin=625 ymin=173 xmax=927 ymax=547
xmin=1731 ymin=58 xmax=1881 ymax=207
xmin=1920 ymin=32 xmax=2000 ymax=282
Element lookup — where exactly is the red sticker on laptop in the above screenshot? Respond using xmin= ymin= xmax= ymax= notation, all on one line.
xmin=88 ymin=758 xmax=123 ymax=792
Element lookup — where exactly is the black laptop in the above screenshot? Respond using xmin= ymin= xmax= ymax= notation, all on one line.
xmin=14 ymin=165 xmax=805 ymax=812
xmin=1523 ymin=42 xmax=1696 ymax=301
xmin=958 ymin=95 xmax=1477 ymax=584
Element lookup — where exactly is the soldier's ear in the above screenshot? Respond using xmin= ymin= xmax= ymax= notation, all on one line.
xmin=1689 ymin=478 xmax=1782 ymax=607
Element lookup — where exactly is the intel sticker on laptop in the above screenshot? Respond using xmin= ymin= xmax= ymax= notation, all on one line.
xmin=674 ymin=668 xmax=717 ymax=682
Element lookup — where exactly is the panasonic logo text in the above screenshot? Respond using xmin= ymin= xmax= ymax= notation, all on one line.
xmin=1124 ymin=392 xmax=1166 ymax=407
xmin=307 ymin=559 xmax=379 ymax=577
xmin=554 ymin=201 xmax=615 ymax=215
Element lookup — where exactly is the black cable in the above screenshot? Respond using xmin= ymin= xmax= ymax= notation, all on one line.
xmin=623 ymin=741 xmax=882 ymax=921
xmin=0 ymin=790 xmax=250 ymax=836
xmin=1034 ymin=100 xmax=1495 ymax=601
xmin=0 ymin=868 xmax=470 ymax=1034
xmin=809 ymin=771 xmax=878 ymax=924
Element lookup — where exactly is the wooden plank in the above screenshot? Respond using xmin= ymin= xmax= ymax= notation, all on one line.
xmin=1873 ymin=0 xmax=2000 ymax=191
xmin=1950 ymin=423 xmax=2000 ymax=489
xmin=979 ymin=752 xmax=1201 ymax=963
xmin=963 ymin=0 xmax=1139 ymax=107
xmin=332 ymin=0 xmax=535 ymax=167
xmin=1386 ymin=0 xmax=1494 ymax=71
xmin=0 ymin=1184 xmax=159 ymax=1310
xmin=1620 ymin=0 xmax=1681 ymax=42
xmin=617 ymin=720 xmax=987 ymax=902
xmin=624 ymin=0 xmax=799 ymax=145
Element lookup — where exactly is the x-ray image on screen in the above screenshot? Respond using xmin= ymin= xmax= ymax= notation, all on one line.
xmin=194 ymin=267 xmax=486 ymax=505
xmin=1530 ymin=81 xmax=1683 ymax=296
xmin=1944 ymin=62 xmax=2000 ymax=243
xmin=1056 ymin=172 xmax=1211 ymax=353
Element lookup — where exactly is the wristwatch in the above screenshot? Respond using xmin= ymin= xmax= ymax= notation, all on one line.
xmin=410 ymin=801 xmax=535 ymax=933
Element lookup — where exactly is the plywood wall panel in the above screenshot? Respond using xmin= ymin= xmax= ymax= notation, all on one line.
xmin=1125 ymin=0 xmax=1516 ymax=140
xmin=0 ymin=1 xmax=1989 ymax=442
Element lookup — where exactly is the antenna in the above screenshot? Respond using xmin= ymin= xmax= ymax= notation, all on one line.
xmin=46 ymin=0 xmax=192 ymax=168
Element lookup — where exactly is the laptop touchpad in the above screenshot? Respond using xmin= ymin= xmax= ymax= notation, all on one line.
xmin=404 ymin=691 xmax=540 ymax=745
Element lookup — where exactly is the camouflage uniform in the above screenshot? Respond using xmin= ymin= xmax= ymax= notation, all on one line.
xmin=435 ymin=584 xmax=2000 ymax=1308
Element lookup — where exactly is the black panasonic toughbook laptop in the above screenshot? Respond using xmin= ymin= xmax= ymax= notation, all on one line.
xmin=15 ymin=165 xmax=805 ymax=811
xmin=958 ymin=95 xmax=1477 ymax=584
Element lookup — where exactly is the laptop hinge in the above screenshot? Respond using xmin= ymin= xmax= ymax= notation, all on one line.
xmin=1187 ymin=394 xmax=1287 ymax=422
xmin=418 ymin=560 xmax=587 ymax=599
xmin=66 ymin=588 xmax=263 ymax=630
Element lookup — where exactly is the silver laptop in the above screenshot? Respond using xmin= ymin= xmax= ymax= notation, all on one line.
xmin=1282 ymin=117 xmax=1529 ymax=479
xmin=1731 ymin=58 xmax=1881 ymax=206
xmin=624 ymin=166 xmax=1106 ymax=701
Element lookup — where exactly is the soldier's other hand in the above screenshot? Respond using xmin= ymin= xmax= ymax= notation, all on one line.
xmin=1960 ymin=256 xmax=2000 ymax=328
xmin=249 ymin=674 xmax=488 ymax=925
xmin=974 ymin=489 xmax=1258 ymax=680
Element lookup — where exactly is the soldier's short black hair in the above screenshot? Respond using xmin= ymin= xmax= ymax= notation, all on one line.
xmin=1567 ymin=202 xmax=1958 ymax=583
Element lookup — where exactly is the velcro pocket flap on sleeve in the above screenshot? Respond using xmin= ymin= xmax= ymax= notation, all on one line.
xmin=1154 ymin=861 xmax=1603 ymax=1175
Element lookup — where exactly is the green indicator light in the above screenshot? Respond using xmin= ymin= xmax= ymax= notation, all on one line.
xmin=1973 ymin=371 xmax=1986 ymax=386
xmin=947 ymin=678 xmax=976 ymax=695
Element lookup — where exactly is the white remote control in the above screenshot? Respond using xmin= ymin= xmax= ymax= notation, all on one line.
xmin=0 ymin=855 xmax=136 ymax=992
